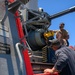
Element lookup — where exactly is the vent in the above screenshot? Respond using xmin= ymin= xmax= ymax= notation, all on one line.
xmin=0 ymin=42 xmax=10 ymax=54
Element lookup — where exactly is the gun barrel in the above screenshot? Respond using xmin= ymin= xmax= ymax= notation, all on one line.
xmin=50 ymin=6 xmax=75 ymax=19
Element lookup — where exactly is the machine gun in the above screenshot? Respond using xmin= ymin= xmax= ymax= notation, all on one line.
xmin=4 ymin=0 xmax=75 ymax=51
xmin=22 ymin=6 xmax=75 ymax=51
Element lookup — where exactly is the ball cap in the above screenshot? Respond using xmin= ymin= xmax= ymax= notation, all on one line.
xmin=49 ymin=39 xmax=60 ymax=47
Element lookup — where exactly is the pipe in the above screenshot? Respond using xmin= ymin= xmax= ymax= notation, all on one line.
xmin=15 ymin=43 xmax=24 ymax=75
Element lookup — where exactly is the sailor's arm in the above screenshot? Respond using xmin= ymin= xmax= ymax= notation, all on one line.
xmin=44 ymin=50 xmax=68 ymax=74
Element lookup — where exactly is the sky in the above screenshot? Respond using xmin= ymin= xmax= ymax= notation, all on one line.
xmin=38 ymin=0 xmax=75 ymax=46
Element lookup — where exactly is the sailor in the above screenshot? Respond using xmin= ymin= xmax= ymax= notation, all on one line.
xmin=44 ymin=39 xmax=75 ymax=75
xmin=54 ymin=23 xmax=69 ymax=46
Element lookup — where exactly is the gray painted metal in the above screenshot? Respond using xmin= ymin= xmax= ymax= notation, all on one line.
xmin=7 ymin=11 xmax=26 ymax=75
xmin=15 ymin=43 xmax=26 ymax=75
xmin=0 ymin=0 xmax=38 ymax=75
xmin=0 ymin=54 xmax=14 ymax=75
xmin=0 ymin=3 xmax=27 ymax=75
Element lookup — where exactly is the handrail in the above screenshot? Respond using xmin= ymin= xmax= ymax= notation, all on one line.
xmin=15 ymin=43 xmax=25 ymax=75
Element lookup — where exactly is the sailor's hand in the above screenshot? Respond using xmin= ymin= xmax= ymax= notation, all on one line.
xmin=44 ymin=68 xmax=53 ymax=74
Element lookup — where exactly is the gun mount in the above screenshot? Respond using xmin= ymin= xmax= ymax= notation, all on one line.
xmin=22 ymin=6 xmax=75 ymax=51
xmin=7 ymin=1 xmax=75 ymax=51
